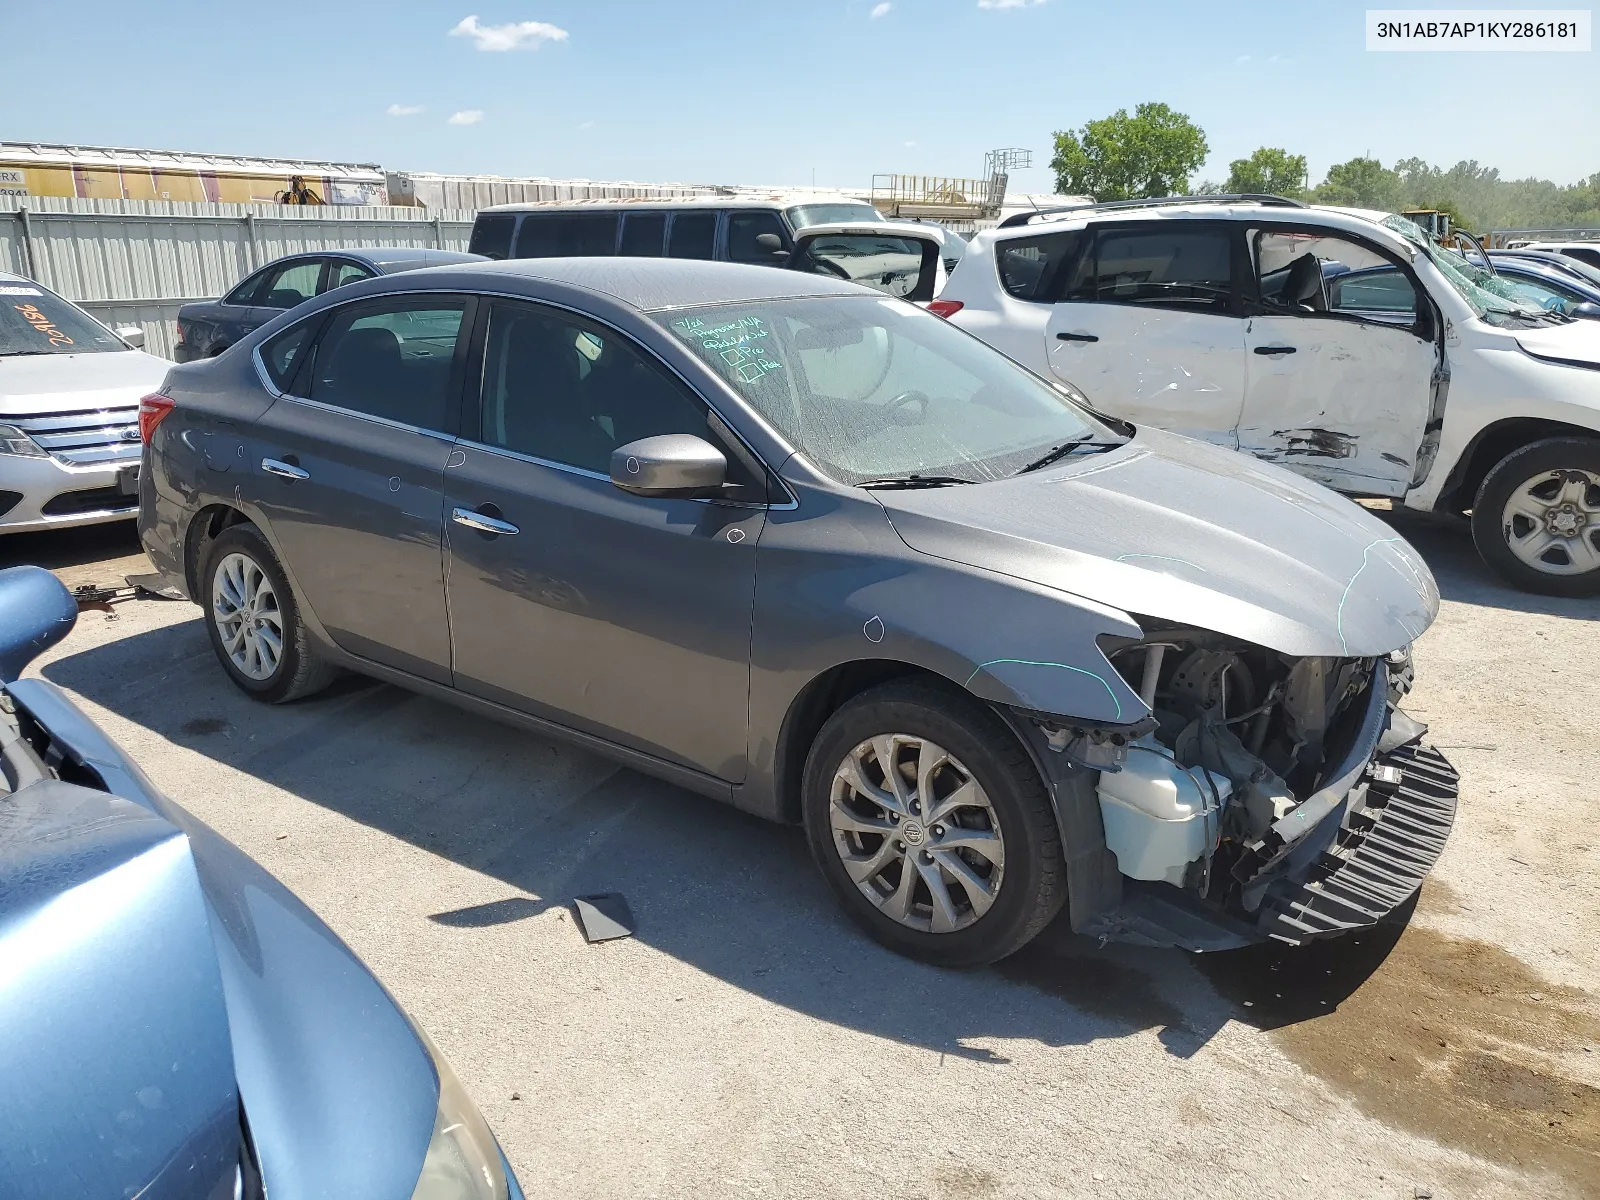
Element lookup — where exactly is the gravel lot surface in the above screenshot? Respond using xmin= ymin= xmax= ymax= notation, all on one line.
xmin=7 ymin=510 xmax=1597 ymax=1200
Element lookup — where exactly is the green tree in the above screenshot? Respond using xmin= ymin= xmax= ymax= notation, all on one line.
xmin=1223 ymin=147 xmax=1307 ymax=198
xmin=1050 ymin=103 xmax=1209 ymax=201
xmin=1313 ymin=157 xmax=1405 ymax=210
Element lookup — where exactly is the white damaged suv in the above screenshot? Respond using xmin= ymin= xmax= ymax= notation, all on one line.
xmin=933 ymin=196 xmax=1600 ymax=595
xmin=0 ymin=274 xmax=167 ymax=533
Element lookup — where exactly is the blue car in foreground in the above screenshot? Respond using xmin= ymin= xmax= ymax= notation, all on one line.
xmin=0 ymin=565 xmax=522 ymax=1200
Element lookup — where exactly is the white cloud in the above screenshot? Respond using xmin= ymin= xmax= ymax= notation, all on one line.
xmin=386 ymin=103 xmax=424 ymax=117
xmin=448 ymin=109 xmax=485 ymax=126
xmin=905 ymin=140 xmax=917 ymax=147
xmin=1236 ymin=54 xmax=1252 ymax=62
xmin=977 ymin=0 xmax=1047 ymax=8
xmin=577 ymin=120 xmax=596 ymax=131
xmin=870 ymin=2 xmax=891 ymax=17
xmin=449 ymin=14 xmax=569 ymax=51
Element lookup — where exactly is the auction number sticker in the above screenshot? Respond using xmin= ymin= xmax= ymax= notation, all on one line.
xmin=1367 ymin=9 xmax=1591 ymax=49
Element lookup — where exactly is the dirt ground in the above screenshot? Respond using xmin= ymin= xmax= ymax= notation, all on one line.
xmin=7 ymin=506 xmax=1598 ymax=1200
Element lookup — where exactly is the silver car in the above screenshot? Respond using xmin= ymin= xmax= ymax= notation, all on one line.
xmin=0 ymin=273 xmax=167 ymax=532
xmin=140 ymin=257 xmax=1458 ymax=966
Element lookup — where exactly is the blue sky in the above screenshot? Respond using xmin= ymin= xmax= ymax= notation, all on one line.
xmin=11 ymin=1 xmax=1596 ymax=192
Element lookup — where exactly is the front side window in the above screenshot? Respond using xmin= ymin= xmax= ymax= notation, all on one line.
xmin=726 ymin=211 xmax=791 ymax=264
xmin=1067 ymin=225 xmax=1233 ymax=312
xmin=308 ymin=299 xmax=467 ymax=430
xmin=476 ymin=301 xmax=714 ymax=477
xmin=663 ymin=295 xmax=1120 ymax=485
xmin=224 ymin=268 xmax=270 ymax=307
xmin=1255 ymin=228 xmax=1416 ymax=323
xmin=327 ymin=261 xmax=374 ymax=291
xmin=667 ymin=212 xmax=716 ymax=260
xmin=258 ymin=260 xmax=324 ymax=310
xmin=0 ymin=282 xmax=127 ymax=356
xmin=996 ymin=231 xmax=1082 ymax=302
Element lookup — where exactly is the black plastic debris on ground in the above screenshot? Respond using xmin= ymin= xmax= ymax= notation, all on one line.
xmin=571 ymin=893 xmax=633 ymax=943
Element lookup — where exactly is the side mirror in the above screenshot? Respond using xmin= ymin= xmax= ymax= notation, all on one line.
xmin=754 ymin=232 xmax=790 ymax=260
xmin=0 ymin=565 xmax=78 ymax=683
xmin=114 ymin=325 xmax=146 ymax=349
xmin=610 ymin=434 xmax=726 ymax=498
xmin=1573 ymin=301 xmax=1600 ymax=320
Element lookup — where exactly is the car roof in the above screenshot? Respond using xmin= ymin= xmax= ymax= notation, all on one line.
xmin=414 ymin=256 xmax=869 ymax=311
xmin=478 ymin=192 xmax=872 ymax=215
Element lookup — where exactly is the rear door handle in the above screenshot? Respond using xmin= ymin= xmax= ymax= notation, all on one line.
xmin=261 ymin=458 xmax=309 ymax=480
xmin=451 ymin=507 xmax=519 ymax=536
xmin=1055 ymin=331 xmax=1099 ymax=343
xmin=1254 ymin=345 xmax=1297 ymax=355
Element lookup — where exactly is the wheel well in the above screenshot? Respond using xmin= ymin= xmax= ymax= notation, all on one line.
xmin=184 ymin=504 xmax=251 ymax=598
xmin=1435 ymin=418 xmax=1600 ymax=513
xmin=772 ymin=660 xmax=957 ymax=824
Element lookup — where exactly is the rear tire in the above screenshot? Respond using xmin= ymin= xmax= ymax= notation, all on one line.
xmin=1471 ymin=437 xmax=1600 ymax=596
xmin=201 ymin=523 xmax=337 ymax=703
xmin=802 ymin=680 xmax=1065 ymax=967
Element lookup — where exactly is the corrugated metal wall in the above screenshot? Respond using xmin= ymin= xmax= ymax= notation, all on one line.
xmin=0 ymin=197 xmax=474 ymax=358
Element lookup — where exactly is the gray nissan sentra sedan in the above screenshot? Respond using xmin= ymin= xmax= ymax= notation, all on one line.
xmin=138 ymin=257 xmax=1458 ymax=966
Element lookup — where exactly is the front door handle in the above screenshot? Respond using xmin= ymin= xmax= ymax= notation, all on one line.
xmin=1055 ymin=331 xmax=1099 ymax=343
xmin=1254 ymin=345 xmax=1297 ymax=355
xmin=451 ymin=506 xmax=519 ymax=536
xmin=261 ymin=458 xmax=310 ymax=480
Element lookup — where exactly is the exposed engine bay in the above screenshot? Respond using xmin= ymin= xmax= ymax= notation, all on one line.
xmin=1040 ymin=625 xmax=1456 ymax=943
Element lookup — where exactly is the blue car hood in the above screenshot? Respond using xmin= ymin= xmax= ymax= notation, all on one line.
xmin=876 ymin=426 xmax=1438 ymax=658
xmin=0 ymin=781 xmax=239 ymax=1200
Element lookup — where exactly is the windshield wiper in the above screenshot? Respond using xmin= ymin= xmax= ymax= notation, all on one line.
xmin=858 ymin=474 xmax=977 ymax=490
xmin=0 ymin=350 xmax=56 ymax=358
xmin=1015 ymin=435 xmax=1108 ymax=474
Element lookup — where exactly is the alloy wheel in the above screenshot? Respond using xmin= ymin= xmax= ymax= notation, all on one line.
xmin=829 ymin=734 xmax=1005 ymax=934
xmin=212 ymin=551 xmax=284 ymax=681
xmin=1500 ymin=467 xmax=1600 ymax=576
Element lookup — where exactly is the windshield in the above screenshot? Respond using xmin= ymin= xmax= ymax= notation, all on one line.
xmin=787 ymin=203 xmax=884 ymax=230
xmin=1381 ymin=215 xmax=1565 ymax=328
xmin=0 ymin=283 xmax=129 ymax=356
xmin=661 ymin=295 xmax=1121 ymax=485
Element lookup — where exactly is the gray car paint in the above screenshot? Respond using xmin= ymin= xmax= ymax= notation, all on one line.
xmin=140 ymin=258 xmax=1438 ymax=832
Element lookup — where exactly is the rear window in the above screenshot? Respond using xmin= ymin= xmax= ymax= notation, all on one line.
xmin=513 ymin=214 xmax=619 ymax=258
xmin=469 ymin=213 xmax=516 ymax=260
xmin=996 ymin=231 xmax=1081 ymax=302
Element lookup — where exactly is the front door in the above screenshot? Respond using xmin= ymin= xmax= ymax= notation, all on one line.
xmin=1042 ymin=221 xmax=1247 ymax=447
xmin=1237 ymin=226 xmax=1439 ymax=497
xmin=247 ymin=294 xmax=471 ymax=683
xmin=444 ymin=299 xmax=767 ymax=781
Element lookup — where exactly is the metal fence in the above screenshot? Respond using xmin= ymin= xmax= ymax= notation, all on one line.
xmin=0 ymin=197 xmax=475 ymax=358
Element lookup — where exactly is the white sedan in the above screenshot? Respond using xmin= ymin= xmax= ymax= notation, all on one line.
xmin=0 ymin=274 xmax=167 ymax=532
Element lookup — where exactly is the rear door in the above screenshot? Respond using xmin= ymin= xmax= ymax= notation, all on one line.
xmin=443 ymin=298 xmax=767 ymax=780
xmin=1237 ymin=225 xmax=1438 ymax=496
xmin=1041 ymin=221 xmax=1247 ymax=447
xmin=246 ymin=294 xmax=472 ymax=683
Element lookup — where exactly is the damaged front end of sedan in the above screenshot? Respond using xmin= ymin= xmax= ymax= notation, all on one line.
xmin=1020 ymin=627 xmax=1458 ymax=951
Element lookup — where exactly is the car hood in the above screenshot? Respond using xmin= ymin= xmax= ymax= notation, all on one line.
xmin=0 ymin=350 xmax=169 ymax=415
xmin=1515 ymin=318 xmax=1600 ymax=368
xmin=876 ymin=426 xmax=1438 ymax=658
xmin=0 ymin=780 xmax=241 ymax=1200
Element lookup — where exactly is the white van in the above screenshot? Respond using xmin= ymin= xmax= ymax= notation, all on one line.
xmin=932 ymin=197 xmax=1600 ymax=595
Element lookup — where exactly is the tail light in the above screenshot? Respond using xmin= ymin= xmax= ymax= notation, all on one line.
xmin=927 ymin=300 xmax=964 ymax=319
xmin=138 ymin=393 xmax=176 ymax=443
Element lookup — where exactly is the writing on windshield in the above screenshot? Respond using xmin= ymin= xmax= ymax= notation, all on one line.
xmin=671 ymin=314 xmax=785 ymax=384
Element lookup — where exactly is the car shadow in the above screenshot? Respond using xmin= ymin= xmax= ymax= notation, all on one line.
xmin=1370 ymin=504 xmax=1600 ymax=620
xmin=44 ymin=615 xmax=1413 ymax=1064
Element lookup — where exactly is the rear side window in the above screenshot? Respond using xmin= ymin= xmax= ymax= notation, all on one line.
xmin=514 ymin=214 xmax=619 ymax=258
xmin=668 ymin=212 xmax=717 ymax=259
xmin=260 ymin=321 xmax=318 ymax=395
xmin=619 ymin=212 xmax=666 ymax=256
xmin=308 ymin=299 xmax=468 ymax=431
xmin=996 ymin=231 xmax=1081 ymax=301
xmin=469 ymin=214 xmax=516 ymax=260
xmin=1068 ymin=226 xmax=1233 ymax=312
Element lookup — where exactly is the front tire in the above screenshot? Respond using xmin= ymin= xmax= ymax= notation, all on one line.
xmin=802 ymin=680 xmax=1066 ymax=967
xmin=201 ymin=523 xmax=336 ymax=703
xmin=1471 ymin=437 xmax=1600 ymax=596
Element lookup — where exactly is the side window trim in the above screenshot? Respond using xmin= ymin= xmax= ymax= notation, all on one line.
xmin=461 ymin=294 xmax=782 ymax=504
